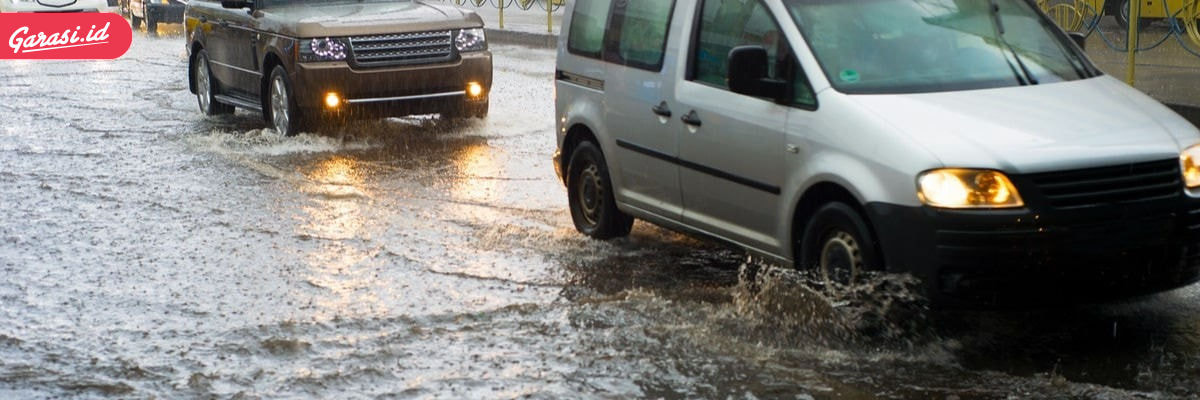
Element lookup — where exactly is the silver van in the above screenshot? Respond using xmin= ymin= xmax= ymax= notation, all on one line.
xmin=552 ymin=0 xmax=1200 ymax=302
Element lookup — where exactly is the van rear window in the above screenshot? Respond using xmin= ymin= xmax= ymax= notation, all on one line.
xmin=567 ymin=0 xmax=613 ymax=58
xmin=606 ymin=0 xmax=676 ymax=71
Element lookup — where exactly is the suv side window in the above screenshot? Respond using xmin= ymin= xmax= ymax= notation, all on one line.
xmin=690 ymin=0 xmax=816 ymax=107
xmin=605 ymin=0 xmax=676 ymax=71
xmin=567 ymin=0 xmax=614 ymax=59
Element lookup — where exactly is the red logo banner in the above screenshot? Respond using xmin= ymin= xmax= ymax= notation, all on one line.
xmin=1 ymin=13 xmax=132 ymax=60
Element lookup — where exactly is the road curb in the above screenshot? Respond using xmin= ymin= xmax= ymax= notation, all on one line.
xmin=486 ymin=28 xmax=557 ymax=48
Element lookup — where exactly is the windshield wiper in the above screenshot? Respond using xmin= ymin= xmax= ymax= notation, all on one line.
xmin=987 ymin=0 xmax=1038 ymax=85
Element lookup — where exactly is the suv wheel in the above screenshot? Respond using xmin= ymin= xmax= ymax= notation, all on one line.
xmin=193 ymin=50 xmax=234 ymax=116
xmin=144 ymin=4 xmax=157 ymax=36
xmin=567 ymin=141 xmax=633 ymax=239
xmin=266 ymin=66 xmax=303 ymax=136
xmin=797 ymin=202 xmax=881 ymax=288
xmin=130 ymin=8 xmax=142 ymax=29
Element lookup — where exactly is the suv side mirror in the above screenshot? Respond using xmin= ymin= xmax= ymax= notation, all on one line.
xmin=727 ymin=45 xmax=786 ymax=100
xmin=221 ymin=0 xmax=252 ymax=9
xmin=1068 ymin=32 xmax=1086 ymax=50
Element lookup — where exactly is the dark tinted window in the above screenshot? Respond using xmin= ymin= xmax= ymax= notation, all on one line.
xmin=691 ymin=0 xmax=816 ymax=107
xmin=567 ymin=0 xmax=614 ymax=58
xmin=606 ymin=0 xmax=676 ymax=70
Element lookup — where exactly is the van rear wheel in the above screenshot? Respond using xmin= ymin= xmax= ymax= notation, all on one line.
xmin=567 ymin=141 xmax=633 ymax=239
xmin=798 ymin=202 xmax=882 ymax=288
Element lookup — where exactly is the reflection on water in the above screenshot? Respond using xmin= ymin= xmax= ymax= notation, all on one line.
xmin=448 ymin=142 xmax=501 ymax=208
xmin=293 ymin=156 xmax=387 ymax=320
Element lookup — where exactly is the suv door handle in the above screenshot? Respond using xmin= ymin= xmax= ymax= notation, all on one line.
xmin=681 ymin=110 xmax=702 ymax=127
xmin=651 ymin=101 xmax=671 ymax=118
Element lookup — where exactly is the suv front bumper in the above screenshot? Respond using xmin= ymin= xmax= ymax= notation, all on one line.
xmin=293 ymin=51 xmax=492 ymax=118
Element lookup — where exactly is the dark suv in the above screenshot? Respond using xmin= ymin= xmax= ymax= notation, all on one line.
xmin=185 ymin=0 xmax=493 ymax=135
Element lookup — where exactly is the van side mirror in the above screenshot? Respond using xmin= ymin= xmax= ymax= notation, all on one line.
xmin=727 ymin=46 xmax=787 ymax=100
xmin=221 ymin=0 xmax=253 ymax=9
xmin=1068 ymin=32 xmax=1086 ymax=50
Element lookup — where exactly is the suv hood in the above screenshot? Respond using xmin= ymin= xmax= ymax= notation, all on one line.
xmin=849 ymin=75 xmax=1199 ymax=174
xmin=261 ymin=0 xmax=482 ymax=37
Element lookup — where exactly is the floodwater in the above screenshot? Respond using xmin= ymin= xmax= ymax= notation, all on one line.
xmin=1 ymin=31 xmax=1199 ymax=399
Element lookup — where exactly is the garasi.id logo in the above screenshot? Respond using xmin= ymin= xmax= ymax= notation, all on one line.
xmin=2 ymin=12 xmax=131 ymax=59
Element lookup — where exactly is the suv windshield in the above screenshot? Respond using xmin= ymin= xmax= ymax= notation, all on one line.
xmin=784 ymin=0 xmax=1098 ymax=94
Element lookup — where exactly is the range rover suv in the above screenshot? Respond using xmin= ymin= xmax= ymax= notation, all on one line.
xmin=185 ymin=0 xmax=492 ymax=135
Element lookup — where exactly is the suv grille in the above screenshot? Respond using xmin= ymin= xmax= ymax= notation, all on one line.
xmin=1027 ymin=159 xmax=1181 ymax=209
xmin=348 ymin=30 xmax=454 ymax=67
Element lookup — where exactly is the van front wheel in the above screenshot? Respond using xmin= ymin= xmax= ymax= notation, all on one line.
xmin=798 ymin=202 xmax=882 ymax=288
xmin=567 ymin=141 xmax=633 ymax=239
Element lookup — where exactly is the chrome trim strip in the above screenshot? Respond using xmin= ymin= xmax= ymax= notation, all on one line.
xmin=346 ymin=90 xmax=465 ymax=104
xmin=209 ymin=60 xmax=262 ymax=77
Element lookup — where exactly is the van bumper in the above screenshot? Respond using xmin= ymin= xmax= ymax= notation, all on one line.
xmin=293 ymin=51 xmax=492 ymax=118
xmin=867 ymin=196 xmax=1200 ymax=305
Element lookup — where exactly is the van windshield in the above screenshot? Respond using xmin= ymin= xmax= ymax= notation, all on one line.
xmin=784 ymin=0 xmax=1098 ymax=94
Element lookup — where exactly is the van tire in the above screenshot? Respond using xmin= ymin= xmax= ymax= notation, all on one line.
xmin=567 ymin=141 xmax=633 ymax=239
xmin=797 ymin=202 xmax=881 ymax=287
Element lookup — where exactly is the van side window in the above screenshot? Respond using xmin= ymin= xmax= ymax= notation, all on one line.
xmin=605 ymin=0 xmax=676 ymax=71
xmin=691 ymin=0 xmax=816 ymax=107
xmin=567 ymin=0 xmax=614 ymax=59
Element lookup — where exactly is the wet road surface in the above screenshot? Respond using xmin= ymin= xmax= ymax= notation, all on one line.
xmin=2 ymin=32 xmax=1200 ymax=399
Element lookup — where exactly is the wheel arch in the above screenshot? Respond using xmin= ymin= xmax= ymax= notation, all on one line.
xmin=789 ymin=181 xmax=885 ymax=268
xmin=560 ymin=123 xmax=601 ymax=185
xmin=259 ymin=50 xmax=286 ymax=109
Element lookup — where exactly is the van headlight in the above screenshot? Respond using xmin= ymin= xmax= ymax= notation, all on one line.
xmin=299 ymin=38 xmax=347 ymax=62
xmin=917 ymin=169 xmax=1024 ymax=209
xmin=455 ymin=28 xmax=486 ymax=52
xmin=1182 ymin=145 xmax=1200 ymax=189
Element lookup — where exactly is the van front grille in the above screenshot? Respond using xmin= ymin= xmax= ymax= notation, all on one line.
xmin=1027 ymin=159 xmax=1182 ymax=209
xmin=348 ymin=30 xmax=454 ymax=67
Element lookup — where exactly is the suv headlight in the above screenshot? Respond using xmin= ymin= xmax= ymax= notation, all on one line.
xmin=917 ymin=169 xmax=1024 ymax=209
xmin=455 ymin=28 xmax=486 ymax=52
xmin=1182 ymin=144 xmax=1200 ymax=189
xmin=299 ymin=38 xmax=347 ymax=62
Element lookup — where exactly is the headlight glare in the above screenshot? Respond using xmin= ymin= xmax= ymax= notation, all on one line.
xmin=455 ymin=28 xmax=486 ymax=52
xmin=299 ymin=38 xmax=347 ymax=62
xmin=1182 ymin=145 xmax=1200 ymax=189
xmin=917 ymin=169 xmax=1024 ymax=208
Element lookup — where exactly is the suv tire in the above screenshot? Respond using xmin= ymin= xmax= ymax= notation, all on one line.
xmin=193 ymin=50 xmax=235 ymax=116
xmin=265 ymin=66 xmax=303 ymax=136
xmin=567 ymin=141 xmax=634 ymax=239
xmin=797 ymin=202 xmax=882 ymax=288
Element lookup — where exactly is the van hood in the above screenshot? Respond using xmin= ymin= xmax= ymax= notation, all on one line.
xmin=260 ymin=0 xmax=482 ymax=38
xmin=848 ymin=75 xmax=1200 ymax=174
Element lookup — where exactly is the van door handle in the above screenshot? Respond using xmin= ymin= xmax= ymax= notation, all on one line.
xmin=681 ymin=110 xmax=702 ymax=127
xmin=651 ymin=101 xmax=671 ymax=118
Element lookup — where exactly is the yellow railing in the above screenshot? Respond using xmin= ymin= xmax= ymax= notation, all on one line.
xmin=1039 ymin=0 xmax=1200 ymax=83
xmin=441 ymin=0 xmax=566 ymax=33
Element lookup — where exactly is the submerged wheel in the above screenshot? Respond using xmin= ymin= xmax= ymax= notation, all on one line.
xmin=567 ymin=141 xmax=633 ymax=239
xmin=797 ymin=202 xmax=882 ymax=288
xmin=265 ymin=66 xmax=303 ymax=136
xmin=193 ymin=50 xmax=234 ymax=116
xmin=1113 ymin=0 xmax=1152 ymax=31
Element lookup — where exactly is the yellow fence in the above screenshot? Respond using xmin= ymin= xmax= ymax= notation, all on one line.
xmin=441 ymin=0 xmax=566 ymax=33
